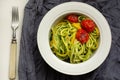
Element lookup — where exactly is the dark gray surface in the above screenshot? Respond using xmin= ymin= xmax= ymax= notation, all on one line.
xmin=19 ymin=0 xmax=120 ymax=80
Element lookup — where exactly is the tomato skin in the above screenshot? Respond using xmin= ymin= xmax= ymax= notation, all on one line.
xmin=81 ymin=19 xmax=95 ymax=32
xmin=76 ymin=29 xmax=89 ymax=44
xmin=67 ymin=14 xmax=78 ymax=23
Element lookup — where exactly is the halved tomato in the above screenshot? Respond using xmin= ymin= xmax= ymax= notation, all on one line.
xmin=76 ymin=29 xmax=89 ymax=44
xmin=67 ymin=14 xmax=78 ymax=23
xmin=81 ymin=19 xmax=95 ymax=33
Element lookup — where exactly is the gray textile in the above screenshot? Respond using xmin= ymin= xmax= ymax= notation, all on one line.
xmin=19 ymin=0 xmax=120 ymax=80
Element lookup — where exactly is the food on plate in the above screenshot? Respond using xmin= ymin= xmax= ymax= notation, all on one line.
xmin=76 ymin=29 xmax=89 ymax=44
xmin=49 ymin=14 xmax=100 ymax=64
xmin=81 ymin=19 xmax=95 ymax=32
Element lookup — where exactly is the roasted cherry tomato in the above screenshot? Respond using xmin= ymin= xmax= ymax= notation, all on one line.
xmin=67 ymin=14 xmax=78 ymax=23
xmin=81 ymin=19 xmax=95 ymax=32
xmin=76 ymin=29 xmax=89 ymax=44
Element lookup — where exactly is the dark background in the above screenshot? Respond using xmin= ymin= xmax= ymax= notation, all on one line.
xmin=19 ymin=0 xmax=120 ymax=80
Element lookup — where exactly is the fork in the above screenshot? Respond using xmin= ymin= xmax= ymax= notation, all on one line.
xmin=9 ymin=7 xmax=19 ymax=80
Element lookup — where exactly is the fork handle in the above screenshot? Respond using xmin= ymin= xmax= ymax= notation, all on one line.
xmin=9 ymin=39 xmax=17 ymax=80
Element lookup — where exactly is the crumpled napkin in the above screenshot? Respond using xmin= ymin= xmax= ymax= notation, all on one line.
xmin=19 ymin=0 xmax=120 ymax=80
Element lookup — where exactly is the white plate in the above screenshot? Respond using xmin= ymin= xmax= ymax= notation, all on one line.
xmin=37 ymin=2 xmax=111 ymax=75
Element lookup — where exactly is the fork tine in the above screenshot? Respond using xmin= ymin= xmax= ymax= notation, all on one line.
xmin=16 ymin=8 xmax=19 ymax=22
xmin=12 ymin=7 xmax=15 ymax=22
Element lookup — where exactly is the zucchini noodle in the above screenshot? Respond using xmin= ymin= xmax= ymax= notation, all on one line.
xmin=49 ymin=20 xmax=100 ymax=64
